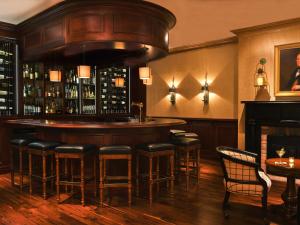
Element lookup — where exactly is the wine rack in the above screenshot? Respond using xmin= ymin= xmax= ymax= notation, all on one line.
xmin=0 ymin=39 xmax=16 ymax=116
xmin=23 ymin=63 xmax=44 ymax=115
xmin=98 ymin=66 xmax=129 ymax=114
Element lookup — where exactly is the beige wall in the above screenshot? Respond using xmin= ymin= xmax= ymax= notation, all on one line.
xmin=147 ymin=43 xmax=238 ymax=119
xmin=237 ymin=21 xmax=300 ymax=149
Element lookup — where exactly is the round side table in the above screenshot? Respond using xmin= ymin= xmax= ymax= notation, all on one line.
xmin=266 ymin=158 xmax=300 ymax=218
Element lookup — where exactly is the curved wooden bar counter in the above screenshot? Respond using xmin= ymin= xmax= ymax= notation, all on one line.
xmin=6 ymin=118 xmax=186 ymax=146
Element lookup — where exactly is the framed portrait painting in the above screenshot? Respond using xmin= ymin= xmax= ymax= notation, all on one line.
xmin=275 ymin=42 xmax=300 ymax=96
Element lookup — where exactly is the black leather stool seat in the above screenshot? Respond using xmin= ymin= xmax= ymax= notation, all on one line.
xmin=170 ymin=129 xmax=186 ymax=135
xmin=55 ymin=144 xmax=97 ymax=153
xmin=174 ymin=132 xmax=198 ymax=138
xmin=137 ymin=143 xmax=175 ymax=152
xmin=172 ymin=137 xmax=200 ymax=146
xmin=28 ymin=141 xmax=61 ymax=150
xmin=99 ymin=145 xmax=132 ymax=154
xmin=10 ymin=138 xmax=34 ymax=146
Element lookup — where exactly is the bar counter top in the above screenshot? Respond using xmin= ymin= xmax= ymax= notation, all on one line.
xmin=5 ymin=118 xmax=186 ymax=129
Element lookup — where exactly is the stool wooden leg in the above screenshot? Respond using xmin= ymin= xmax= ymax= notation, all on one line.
xmin=56 ymin=156 xmax=60 ymax=203
xmin=149 ymin=157 xmax=153 ymax=204
xmin=94 ymin=156 xmax=97 ymax=197
xmin=186 ymin=151 xmax=190 ymax=191
xmin=170 ymin=153 xmax=174 ymax=197
xmin=29 ymin=152 xmax=32 ymax=196
xmin=128 ymin=157 xmax=132 ymax=206
xmin=80 ymin=156 xmax=85 ymax=206
xmin=19 ymin=149 xmax=23 ymax=192
xmin=42 ymin=154 xmax=47 ymax=200
xmin=99 ymin=157 xmax=104 ymax=207
xmin=64 ymin=159 xmax=68 ymax=193
xmin=136 ymin=154 xmax=139 ymax=197
xmin=71 ymin=159 xmax=74 ymax=194
xmin=51 ymin=154 xmax=54 ymax=191
xmin=10 ymin=147 xmax=14 ymax=187
xmin=166 ymin=156 xmax=169 ymax=189
xmin=156 ymin=157 xmax=160 ymax=194
xmin=197 ymin=147 xmax=200 ymax=184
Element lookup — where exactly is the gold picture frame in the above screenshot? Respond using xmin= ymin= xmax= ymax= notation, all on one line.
xmin=275 ymin=42 xmax=300 ymax=97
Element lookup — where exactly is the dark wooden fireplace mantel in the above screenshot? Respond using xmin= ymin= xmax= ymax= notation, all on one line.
xmin=243 ymin=101 xmax=300 ymax=163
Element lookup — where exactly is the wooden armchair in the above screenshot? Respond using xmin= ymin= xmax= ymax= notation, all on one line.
xmin=216 ymin=146 xmax=272 ymax=216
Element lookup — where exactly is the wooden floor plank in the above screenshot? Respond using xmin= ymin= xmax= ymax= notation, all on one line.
xmin=0 ymin=159 xmax=297 ymax=225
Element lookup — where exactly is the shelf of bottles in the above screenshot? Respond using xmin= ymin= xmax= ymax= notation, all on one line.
xmin=22 ymin=64 xmax=130 ymax=116
xmin=81 ymin=66 xmax=96 ymax=115
xmin=98 ymin=67 xmax=129 ymax=114
xmin=44 ymin=65 xmax=63 ymax=115
xmin=23 ymin=63 xmax=44 ymax=115
xmin=0 ymin=39 xmax=16 ymax=116
xmin=64 ymin=67 xmax=79 ymax=114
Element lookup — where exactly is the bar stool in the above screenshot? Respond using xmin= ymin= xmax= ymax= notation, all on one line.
xmin=99 ymin=145 xmax=132 ymax=207
xmin=10 ymin=137 xmax=34 ymax=191
xmin=55 ymin=144 xmax=97 ymax=206
xmin=136 ymin=143 xmax=175 ymax=204
xmin=28 ymin=140 xmax=61 ymax=199
xmin=173 ymin=132 xmax=198 ymax=138
xmin=172 ymin=137 xmax=201 ymax=190
xmin=169 ymin=129 xmax=186 ymax=135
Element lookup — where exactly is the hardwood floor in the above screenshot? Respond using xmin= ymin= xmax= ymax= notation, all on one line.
xmin=0 ymin=159 xmax=297 ymax=225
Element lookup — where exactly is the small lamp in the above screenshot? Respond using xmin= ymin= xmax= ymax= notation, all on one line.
xmin=169 ymin=76 xmax=176 ymax=105
xmin=115 ymin=76 xmax=125 ymax=87
xmin=139 ymin=67 xmax=151 ymax=80
xmin=77 ymin=44 xmax=90 ymax=79
xmin=77 ymin=65 xmax=91 ymax=79
xmin=202 ymin=73 xmax=209 ymax=104
xmin=49 ymin=69 xmax=62 ymax=82
xmin=254 ymin=58 xmax=268 ymax=88
xmin=143 ymin=74 xmax=152 ymax=85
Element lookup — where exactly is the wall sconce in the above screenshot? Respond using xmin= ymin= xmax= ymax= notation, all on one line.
xmin=115 ymin=76 xmax=125 ymax=87
xmin=254 ymin=58 xmax=269 ymax=88
xmin=143 ymin=74 xmax=152 ymax=85
xmin=169 ymin=76 xmax=176 ymax=105
xmin=49 ymin=69 xmax=62 ymax=82
xmin=201 ymin=73 xmax=209 ymax=104
xmin=139 ymin=67 xmax=151 ymax=80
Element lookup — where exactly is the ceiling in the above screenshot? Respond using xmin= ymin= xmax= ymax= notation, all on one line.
xmin=1 ymin=0 xmax=300 ymax=49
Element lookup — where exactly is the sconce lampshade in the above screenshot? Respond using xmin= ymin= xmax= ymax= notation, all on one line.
xmin=77 ymin=65 xmax=91 ymax=79
xmin=143 ymin=74 xmax=153 ymax=85
xmin=254 ymin=58 xmax=268 ymax=87
xmin=139 ymin=67 xmax=151 ymax=80
xmin=49 ymin=70 xmax=62 ymax=82
xmin=115 ymin=77 xmax=125 ymax=87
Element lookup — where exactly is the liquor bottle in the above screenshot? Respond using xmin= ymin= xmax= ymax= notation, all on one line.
xmin=29 ymin=67 xmax=34 ymax=80
xmin=34 ymin=64 xmax=39 ymax=79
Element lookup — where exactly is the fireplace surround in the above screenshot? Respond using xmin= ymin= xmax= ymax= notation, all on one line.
xmin=243 ymin=101 xmax=300 ymax=164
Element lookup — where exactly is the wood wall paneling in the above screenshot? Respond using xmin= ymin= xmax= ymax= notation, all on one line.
xmin=43 ymin=21 xmax=64 ymax=46
xmin=67 ymin=13 xmax=105 ymax=42
xmin=0 ymin=21 xmax=17 ymax=39
xmin=167 ymin=118 xmax=238 ymax=159
xmin=24 ymin=30 xmax=42 ymax=49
